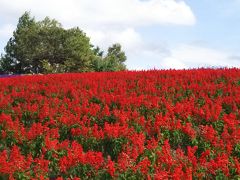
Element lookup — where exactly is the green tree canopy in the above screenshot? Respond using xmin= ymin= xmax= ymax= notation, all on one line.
xmin=0 ymin=12 xmax=127 ymax=74
xmin=104 ymin=43 xmax=127 ymax=71
xmin=91 ymin=43 xmax=127 ymax=72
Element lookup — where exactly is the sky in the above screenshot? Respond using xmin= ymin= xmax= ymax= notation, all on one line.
xmin=0 ymin=0 xmax=240 ymax=70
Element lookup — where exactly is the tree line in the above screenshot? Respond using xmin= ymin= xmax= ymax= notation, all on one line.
xmin=0 ymin=12 xmax=127 ymax=74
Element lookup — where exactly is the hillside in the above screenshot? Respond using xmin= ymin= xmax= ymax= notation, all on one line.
xmin=0 ymin=69 xmax=239 ymax=179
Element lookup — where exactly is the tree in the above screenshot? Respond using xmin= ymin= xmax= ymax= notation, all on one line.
xmin=102 ymin=43 xmax=127 ymax=71
xmin=61 ymin=27 xmax=95 ymax=72
xmin=90 ymin=44 xmax=127 ymax=72
xmin=0 ymin=12 xmax=95 ymax=74
xmin=0 ymin=12 xmax=127 ymax=74
xmin=0 ymin=12 xmax=36 ymax=74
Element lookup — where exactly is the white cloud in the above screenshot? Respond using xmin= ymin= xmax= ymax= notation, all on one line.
xmin=86 ymin=28 xmax=143 ymax=53
xmin=0 ymin=24 xmax=15 ymax=54
xmin=126 ymin=45 xmax=169 ymax=70
xmin=162 ymin=45 xmax=240 ymax=69
xmin=126 ymin=44 xmax=240 ymax=70
xmin=0 ymin=0 xmax=196 ymax=28
xmin=0 ymin=24 xmax=15 ymax=38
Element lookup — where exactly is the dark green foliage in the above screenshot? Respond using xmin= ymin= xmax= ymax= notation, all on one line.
xmin=0 ymin=12 xmax=127 ymax=74
xmin=91 ymin=43 xmax=127 ymax=72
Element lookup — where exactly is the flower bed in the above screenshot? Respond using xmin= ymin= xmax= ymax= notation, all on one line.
xmin=0 ymin=69 xmax=239 ymax=179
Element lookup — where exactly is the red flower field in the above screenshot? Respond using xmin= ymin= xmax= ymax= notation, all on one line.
xmin=0 ymin=69 xmax=239 ymax=179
